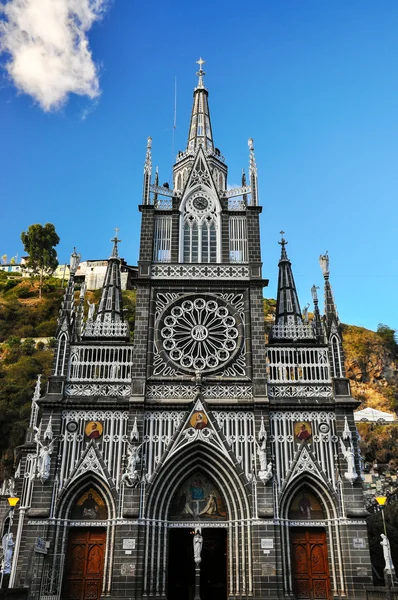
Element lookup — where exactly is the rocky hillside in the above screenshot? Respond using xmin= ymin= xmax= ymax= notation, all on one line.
xmin=0 ymin=273 xmax=397 ymax=478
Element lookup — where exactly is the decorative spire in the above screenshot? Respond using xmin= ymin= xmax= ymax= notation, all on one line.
xmin=73 ymin=280 xmax=86 ymax=342
xmin=248 ymin=138 xmax=258 ymax=206
xmin=29 ymin=374 xmax=41 ymax=430
xmin=319 ymin=251 xmax=339 ymax=331
xmin=242 ymin=169 xmax=248 ymax=204
xmin=274 ymin=232 xmax=302 ymax=327
xmin=44 ymin=416 xmax=53 ymax=441
xmin=343 ymin=416 xmax=352 ymax=441
xmin=55 ymin=247 xmax=80 ymax=338
xmin=311 ymin=284 xmax=324 ymax=342
xmin=269 ymin=233 xmax=315 ymax=342
xmin=187 ymin=58 xmax=214 ymax=152
xmin=142 ymin=136 xmax=152 ymax=205
xmin=83 ymin=234 xmax=129 ymax=340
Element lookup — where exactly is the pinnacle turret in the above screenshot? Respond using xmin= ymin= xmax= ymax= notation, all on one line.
xmin=274 ymin=233 xmax=302 ymax=326
xmin=319 ymin=251 xmax=339 ymax=333
xmin=269 ymin=233 xmax=315 ymax=342
xmin=83 ymin=231 xmax=129 ymax=341
xmin=187 ymin=58 xmax=214 ymax=153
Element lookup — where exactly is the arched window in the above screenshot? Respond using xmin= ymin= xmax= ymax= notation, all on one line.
xmin=176 ymin=173 xmax=182 ymax=191
xmin=331 ymin=335 xmax=342 ymax=378
xmin=182 ymin=202 xmax=219 ymax=263
xmin=55 ymin=333 xmax=68 ymax=376
xmin=219 ymin=172 xmax=224 ymax=191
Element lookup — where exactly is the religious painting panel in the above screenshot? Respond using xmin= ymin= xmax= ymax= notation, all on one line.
xmin=85 ymin=421 xmax=103 ymax=441
xmin=71 ymin=488 xmax=107 ymax=520
xmin=189 ymin=411 xmax=208 ymax=430
xmin=288 ymin=487 xmax=324 ymax=521
xmin=294 ymin=421 xmax=312 ymax=442
xmin=170 ymin=472 xmax=227 ymax=520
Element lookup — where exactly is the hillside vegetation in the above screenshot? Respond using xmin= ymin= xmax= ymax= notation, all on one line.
xmin=0 ymin=272 xmax=135 ymax=478
xmin=0 ymin=273 xmax=397 ymax=479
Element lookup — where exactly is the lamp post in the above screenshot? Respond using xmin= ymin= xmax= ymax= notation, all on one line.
xmin=376 ymin=496 xmax=393 ymax=599
xmin=0 ymin=496 xmax=19 ymax=591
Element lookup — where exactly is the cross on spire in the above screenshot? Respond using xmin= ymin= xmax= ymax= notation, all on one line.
xmin=278 ymin=231 xmax=288 ymax=260
xmin=196 ymin=57 xmax=206 ymax=88
xmin=111 ymin=228 xmax=121 ymax=258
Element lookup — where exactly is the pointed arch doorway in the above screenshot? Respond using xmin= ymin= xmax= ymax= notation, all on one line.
xmin=168 ymin=528 xmax=227 ymax=600
xmin=62 ymin=488 xmax=108 ymax=600
xmin=288 ymin=487 xmax=331 ymax=600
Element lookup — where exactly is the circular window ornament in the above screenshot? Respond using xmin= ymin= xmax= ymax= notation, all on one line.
xmin=158 ymin=295 xmax=242 ymax=373
xmin=319 ymin=423 xmax=330 ymax=434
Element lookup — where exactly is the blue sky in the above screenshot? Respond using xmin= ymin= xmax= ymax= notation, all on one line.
xmin=1 ymin=1 xmax=397 ymax=333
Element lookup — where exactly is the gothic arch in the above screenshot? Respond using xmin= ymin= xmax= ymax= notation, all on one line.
xmin=54 ymin=474 xmax=117 ymax=597
xmin=279 ymin=474 xmax=345 ymax=597
xmin=55 ymin=332 xmax=68 ymax=376
xmin=142 ymin=442 xmax=253 ymax=598
xmin=56 ymin=472 xmax=116 ymax=521
xmin=330 ymin=334 xmax=343 ymax=378
xmin=179 ymin=190 xmax=221 ymax=263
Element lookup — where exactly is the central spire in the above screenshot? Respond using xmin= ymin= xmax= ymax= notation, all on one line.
xmin=187 ymin=57 xmax=214 ymax=153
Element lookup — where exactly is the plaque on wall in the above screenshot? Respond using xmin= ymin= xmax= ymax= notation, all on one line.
xmin=261 ymin=563 xmax=276 ymax=576
xmin=353 ymin=538 xmax=366 ymax=549
xmin=261 ymin=538 xmax=274 ymax=549
xmin=123 ymin=538 xmax=136 ymax=550
xmin=356 ymin=567 xmax=368 ymax=577
xmin=121 ymin=563 xmax=135 ymax=576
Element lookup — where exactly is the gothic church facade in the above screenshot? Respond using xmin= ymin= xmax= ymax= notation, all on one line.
xmin=10 ymin=61 xmax=372 ymax=600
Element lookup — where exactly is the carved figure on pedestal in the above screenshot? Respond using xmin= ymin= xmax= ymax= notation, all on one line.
xmin=381 ymin=534 xmax=395 ymax=573
xmin=193 ymin=529 xmax=203 ymax=565
xmin=87 ymin=300 xmax=96 ymax=321
xmin=1 ymin=533 xmax=14 ymax=575
xmin=339 ymin=438 xmax=358 ymax=484
xmin=121 ymin=443 xmax=142 ymax=487
xmin=34 ymin=423 xmax=55 ymax=484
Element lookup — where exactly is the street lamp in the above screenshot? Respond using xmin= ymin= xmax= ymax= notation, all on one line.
xmin=0 ymin=496 xmax=20 ymax=590
xmin=376 ymin=496 xmax=388 ymax=536
xmin=376 ymin=496 xmax=394 ymax=598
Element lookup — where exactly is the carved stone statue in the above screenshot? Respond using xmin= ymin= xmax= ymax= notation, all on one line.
xmin=35 ymin=428 xmax=55 ymax=484
xmin=257 ymin=440 xmax=273 ymax=483
xmin=339 ymin=438 xmax=358 ymax=485
xmin=1 ymin=533 xmax=14 ymax=575
xmin=87 ymin=300 xmax=96 ymax=321
xmin=257 ymin=440 xmax=267 ymax=472
xmin=381 ymin=534 xmax=395 ymax=573
xmin=193 ymin=528 xmax=203 ymax=565
xmin=121 ymin=443 xmax=142 ymax=487
xmin=259 ymin=462 xmax=273 ymax=483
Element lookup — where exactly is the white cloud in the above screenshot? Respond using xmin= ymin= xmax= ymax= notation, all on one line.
xmin=0 ymin=0 xmax=109 ymax=112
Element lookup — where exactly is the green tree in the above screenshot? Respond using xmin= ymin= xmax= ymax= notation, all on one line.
xmin=20 ymin=223 xmax=60 ymax=298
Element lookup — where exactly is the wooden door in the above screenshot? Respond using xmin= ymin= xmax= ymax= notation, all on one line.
xmin=63 ymin=528 xmax=106 ymax=600
xmin=291 ymin=529 xmax=331 ymax=599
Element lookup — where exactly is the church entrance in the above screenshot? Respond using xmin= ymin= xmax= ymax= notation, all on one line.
xmin=291 ymin=528 xmax=331 ymax=599
xmin=62 ymin=528 xmax=106 ymax=600
xmin=168 ymin=528 xmax=227 ymax=600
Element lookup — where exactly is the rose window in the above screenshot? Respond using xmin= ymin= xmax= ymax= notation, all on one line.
xmin=159 ymin=296 xmax=241 ymax=372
